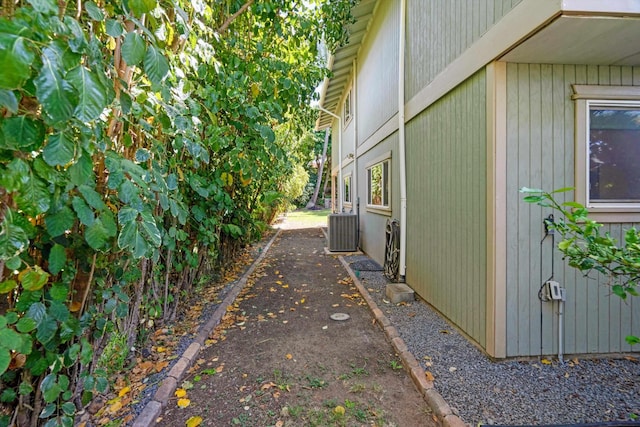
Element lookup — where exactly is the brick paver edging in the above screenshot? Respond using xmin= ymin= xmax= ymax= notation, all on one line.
xmin=132 ymin=229 xmax=282 ymax=427
xmin=338 ymin=256 xmax=469 ymax=427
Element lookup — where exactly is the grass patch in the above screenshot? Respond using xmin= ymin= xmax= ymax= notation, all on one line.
xmin=285 ymin=209 xmax=330 ymax=226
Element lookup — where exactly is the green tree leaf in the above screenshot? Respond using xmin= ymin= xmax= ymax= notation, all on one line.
xmin=0 ymin=327 xmax=22 ymax=350
xmin=0 ymin=215 xmax=28 ymax=259
xmin=48 ymin=244 xmax=66 ymax=275
xmin=128 ymin=0 xmax=157 ymax=17
xmin=0 ymin=280 xmax=17 ymax=294
xmin=72 ymin=196 xmax=94 ymax=226
xmin=1 ymin=116 xmax=45 ymax=151
xmin=45 ymin=206 xmax=75 ymax=237
xmin=0 ymin=349 xmax=9 ymax=376
xmin=27 ymin=302 xmax=46 ymax=325
xmin=19 ymin=266 xmax=49 ymax=291
xmin=49 ymin=283 xmax=68 ymax=302
xmin=14 ymin=174 xmax=50 ymax=217
xmin=144 ymin=45 xmax=169 ymax=85
xmin=35 ymin=44 xmax=78 ymax=124
xmin=0 ymin=89 xmax=18 ymax=113
xmin=26 ymin=0 xmax=57 ymax=15
xmin=35 ymin=315 xmax=57 ymax=345
xmin=0 ymin=34 xmax=34 ymax=90
xmin=121 ymin=32 xmax=146 ymax=66
xmin=43 ymin=132 xmax=75 ymax=166
xmin=67 ymin=66 xmax=108 ymax=122
xmin=16 ymin=317 xmax=37 ymax=333
xmin=41 ymin=374 xmax=62 ymax=403
xmin=85 ymin=219 xmax=108 ymax=250
xmin=78 ymin=185 xmax=106 ymax=210
xmin=69 ymin=152 xmax=95 ymax=187
xmin=84 ymin=1 xmax=105 ymax=21
xmin=106 ymin=19 xmax=124 ymax=37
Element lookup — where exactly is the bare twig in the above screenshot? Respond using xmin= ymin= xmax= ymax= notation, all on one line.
xmin=217 ymin=0 xmax=254 ymax=33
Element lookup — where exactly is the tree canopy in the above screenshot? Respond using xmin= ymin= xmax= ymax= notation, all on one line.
xmin=0 ymin=0 xmax=355 ymax=424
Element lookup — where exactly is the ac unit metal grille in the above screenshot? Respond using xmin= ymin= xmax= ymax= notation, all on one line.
xmin=328 ymin=214 xmax=358 ymax=252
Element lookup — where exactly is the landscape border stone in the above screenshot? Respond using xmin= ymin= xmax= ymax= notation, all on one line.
xmin=131 ymin=229 xmax=281 ymax=427
xmin=338 ymin=255 xmax=470 ymax=427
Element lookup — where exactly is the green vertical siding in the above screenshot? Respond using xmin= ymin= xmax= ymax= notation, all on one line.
xmin=405 ymin=0 xmax=523 ymax=99
xmin=357 ymin=0 xmax=399 ymax=143
xmin=504 ymin=63 xmax=640 ymax=357
xmin=358 ymin=134 xmax=400 ymax=266
xmin=405 ymin=71 xmax=487 ymax=347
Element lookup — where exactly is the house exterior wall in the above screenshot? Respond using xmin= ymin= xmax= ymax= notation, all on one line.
xmin=405 ymin=70 xmax=488 ymax=347
xmin=405 ymin=0 xmax=523 ymax=99
xmin=357 ymin=0 xmax=399 ymax=143
xmin=503 ymin=63 xmax=640 ymax=357
xmin=357 ymin=132 xmax=400 ymax=266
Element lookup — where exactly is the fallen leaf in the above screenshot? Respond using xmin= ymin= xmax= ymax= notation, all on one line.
xmin=439 ymin=329 xmax=450 ymax=334
xmin=156 ymin=346 xmax=167 ymax=353
xmin=155 ymin=361 xmax=169 ymax=372
xmin=541 ymin=358 xmax=552 ymax=365
xmin=108 ymin=400 xmax=123 ymax=414
xmin=118 ymin=387 xmax=131 ymax=397
xmin=624 ymin=356 xmax=638 ymax=363
xmin=261 ymin=382 xmax=277 ymax=390
xmin=334 ymin=405 xmax=345 ymax=415
xmin=425 ymin=371 xmax=435 ymax=382
xmin=275 ymin=421 xmax=284 ymax=427
xmin=177 ymin=398 xmax=190 ymax=408
xmin=186 ymin=416 xmax=203 ymax=427
xmin=285 ymin=353 xmax=293 ymax=360
xmin=175 ymin=388 xmax=187 ymax=398
xmin=449 ymin=367 xmax=457 ymax=372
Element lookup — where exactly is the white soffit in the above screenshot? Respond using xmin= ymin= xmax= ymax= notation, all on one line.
xmin=316 ymin=0 xmax=377 ymax=130
xmin=501 ymin=15 xmax=640 ymax=66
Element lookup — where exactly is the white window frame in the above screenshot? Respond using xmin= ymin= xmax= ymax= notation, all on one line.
xmin=343 ymin=174 xmax=352 ymax=206
xmin=366 ymin=151 xmax=391 ymax=214
xmin=343 ymin=88 xmax=353 ymax=127
xmin=573 ymin=85 xmax=640 ymax=222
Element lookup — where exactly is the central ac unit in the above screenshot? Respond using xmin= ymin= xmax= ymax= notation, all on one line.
xmin=328 ymin=213 xmax=358 ymax=252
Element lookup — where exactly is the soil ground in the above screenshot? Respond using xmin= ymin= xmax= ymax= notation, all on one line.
xmin=156 ymin=213 xmax=436 ymax=427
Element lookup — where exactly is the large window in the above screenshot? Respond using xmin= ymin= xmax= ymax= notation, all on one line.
xmin=573 ymin=85 xmax=640 ymax=220
xmin=588 ymin=103 xmax=640 ymax=204
xmin=367 ymin=156 xmax=390 ymax=209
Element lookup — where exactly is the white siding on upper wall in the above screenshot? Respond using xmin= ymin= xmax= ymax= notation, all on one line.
xmin=405 ymin=0 xmax=524 ymax=99
xmin=504 ymin=63 xmax=640 ymax=357
xmin=356 ymin=0 xmax=399 ymax=143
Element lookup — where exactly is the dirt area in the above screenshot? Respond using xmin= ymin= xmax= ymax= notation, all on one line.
xmin=155 ymin=216 xmax=436 ymax=427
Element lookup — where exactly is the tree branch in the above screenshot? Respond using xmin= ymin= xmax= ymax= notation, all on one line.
xmin=217 ymin=0 xmax=254 ymax=33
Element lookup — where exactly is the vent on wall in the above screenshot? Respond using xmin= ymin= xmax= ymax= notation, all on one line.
xmin=328 ymin=213 xmax=358 ymax=252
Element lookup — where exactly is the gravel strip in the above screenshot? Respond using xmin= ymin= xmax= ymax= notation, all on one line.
xmin=344 ymin=254 xmax=640 ymax=426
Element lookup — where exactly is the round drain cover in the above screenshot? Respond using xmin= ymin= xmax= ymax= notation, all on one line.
xmin=330 ymin=313 xmax=350 ymax=321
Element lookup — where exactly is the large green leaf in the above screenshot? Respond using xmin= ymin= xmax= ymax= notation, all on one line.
xmin=84 ymin=1 xmax=105 ymax=21
xmin=14 ymin=173 xmax=50 ymax=217
xmin=78 ymin=185 xmax=106 ymax=210
xmin=121 ymin=32 xmax=146 ymax=66
xmin=0 ymin=89 xmax=18 ymax=113
xmin=85 ymin=218 xmax=108 ymax=250
xmin=0 ymin=34 xmax=34 ymax=89
xmin=69 ymin=152 xmax=95 ymax=186
xmin=128 ymin=0 xmax=157 ymax=17
xmin=67 ymin=66 xmax=108 ymax=122
xmin=26 ymin=0 xmax=57 ymax=15
xmin=41 ymin=374 xmax=62 ymax=403
xmin=140 ymin=210 xmax=161 ymax=246
xmin=19 ymin=266 xmax=49 ymax=291
xmin=43 ymin=132 xmax=75 ymax=166
xmin=144 ymin=45 xmax=169 ymax=85
xmin=35 ymin=314 xmax=57 ymax=345
xmin=0 ymin=214 xmax=28 ymax=259
xmin=35 ymin=44 xmax=77 ymax=124
xmin=1 ymin=116 xmax=45 ymax=151
xmin=0 ymin=327 xmax=22 ymax=350
xmin=16 ymin=317 xmax=37 ymax=333
xmin=44 ymin=206 xmax=75 ymax=237
xmin=0 ymin=280 xmax=17 ymax=294
xmin=72 ymin=196 xmax=94 ymax=226
xmin=48 ymin=244 xmax=66 ymax=275
xmin=0 ymin=348 xmax=9 ymax=376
